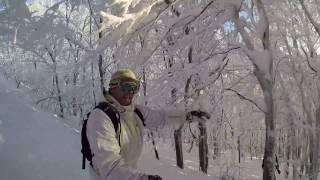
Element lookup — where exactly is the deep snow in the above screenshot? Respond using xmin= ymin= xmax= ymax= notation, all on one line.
xmin=0 ymin=75 xmax=89 ymax=180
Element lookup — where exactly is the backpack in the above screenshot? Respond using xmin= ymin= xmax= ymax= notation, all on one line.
xmin=81 ymin=102 xmax=146 ymax=169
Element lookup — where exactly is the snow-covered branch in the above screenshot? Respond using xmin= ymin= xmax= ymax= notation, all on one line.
xmin=298 ymin=0 xmax=320 ymax=37
xmin=300 ymin=45 xmax=318 ymax=73
xmin=225 ymin=88 xmax=265 ymax=113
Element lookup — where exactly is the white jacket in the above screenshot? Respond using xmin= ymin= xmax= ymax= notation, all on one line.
xmin=86 ymin=95 xmax=186 ymax=180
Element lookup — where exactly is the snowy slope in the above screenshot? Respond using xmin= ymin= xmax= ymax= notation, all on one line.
xmin=0 ymin=75 xmax=89 ymax=180
xmin=138 ymin=144 xmax=217 ymax=180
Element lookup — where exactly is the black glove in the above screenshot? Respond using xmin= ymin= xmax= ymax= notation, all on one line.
xmin=148 ymin=175 xmax=162 ymax=180
xmin=186 ymin=110 xmax=210 ymax=122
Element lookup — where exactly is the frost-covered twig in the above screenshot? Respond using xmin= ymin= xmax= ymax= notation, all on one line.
xmin=201 ymin=46 xmax=240 ymax=62
xmin=300 ymin=45 xmax=317 ymax=73
xmin=225 ymin=88 xmax=265 ymax=113
xmin=232 ymin=5 xmax=254 ymax=50
xmin=35 ymin=96 xmax=60 ymax=105
xmin=86 ymin=0 xmax=100 ymax=28
xmin=227 ymin=72 xmax=253 ymax=90
xmin=44 ymin=0 xmax=66 ymax=15
xmin=30 ymin=50 xmax=52 ymax=67
xmin=188 ymin=123 xmax=197 ymax=140
xmin=117 ymin=0 xmax=173 ymax=46
xmin=298 ymin=0 xmax=320 ymax=37
xmin=183 ymin=0 xmax=216 ymax=28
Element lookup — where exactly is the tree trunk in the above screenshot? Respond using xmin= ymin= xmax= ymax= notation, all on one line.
xmin=173 ymin=87 xmax=184 ymax=168
xmin=308 ymin=105 xmax=320 ymax=180
xmin=98 ymin=18 xmax=104 ymax=93
xmin=250 ymin=132 xmax=253 ymax=160
xmin=232 ymin=0 xmax=276 ymax=178
xmin=199 ymin=121 xmax=208 ymax=173
xmin=285 ymin=130 xmax=291 ymax=179
xmin=308 ymin=132 xmax=318 ymax=180
xmin=174 ymin=128 xmax=184 ymax=169
xmin=47 ymin=48 xmax=64 ymax=118
xmin=213 ymin=133 xmax=219 ymax=160
xmin=292 ymin=128 xmax=298 ymax=180
xmin=53 ymin=70 xmax=64 ymax=117
xmin=165 ymin=29 xmax=184 ymax=168
xmin=261 ymin=88 xmax=276 ymax=180
xmin=88 ymin=12 xmax=96 ymax=106
xmin=238 ymin=136 xmax=241 ymax=163
xmin=72 ymin=64 xmax=78 ymax=116
xmin=142 ymin=69 xmax=160 ymax=160
xmin=193 ymin=71 xmax=208 ymax=173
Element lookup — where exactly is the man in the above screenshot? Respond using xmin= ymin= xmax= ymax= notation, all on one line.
xmin=86 ymin=69 xmax=209 ymax=180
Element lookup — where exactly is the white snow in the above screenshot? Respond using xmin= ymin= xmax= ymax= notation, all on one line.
xmin=0 ymin=74 xmax=89 ymax=180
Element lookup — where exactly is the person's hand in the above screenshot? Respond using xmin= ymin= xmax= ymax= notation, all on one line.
xmin=147 ymin=174 xmax=162 ymax=180
xmin=186 ymin=110 xmax=210 ymax=122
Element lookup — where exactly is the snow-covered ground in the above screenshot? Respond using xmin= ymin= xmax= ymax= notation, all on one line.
xmin=0 ymin=75 xmax=89 ymax=180
xmin=0 ymin=74 xmax=265 ymax=180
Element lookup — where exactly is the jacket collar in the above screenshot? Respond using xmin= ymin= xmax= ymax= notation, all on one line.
xmin=103 ymin=93 xmax=135 ymax=113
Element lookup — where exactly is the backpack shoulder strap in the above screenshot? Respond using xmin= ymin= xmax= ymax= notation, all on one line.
xmin=81 ymin=112 xmax=92 ymax=169
xmin=134 ymin=108 xmax=146 ymax=126
xmin=95 ymin=102 xmax=121 ymax=145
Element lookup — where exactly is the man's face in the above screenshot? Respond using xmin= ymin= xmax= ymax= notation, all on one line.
xmin=110 ymin=81 xmax=138 ymax=106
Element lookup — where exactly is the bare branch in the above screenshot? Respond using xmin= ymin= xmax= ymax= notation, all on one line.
xmin=87 ymin=0 xmax=100 ymax=28
xmin=209 ymin=56 xmax=230 ymax=77
xmin=184 ymin=0 xmax=216 ymax=28
xmin=183 ymin=57 xmax=231 ymax=101
xmin=136 ymin=0 xmax=223 ymax=66
xmin=225 ymin=88 xmax=265 ymax=113
xmin=227 ymin=72 xmax=253 ymax=89
xmin=273 ymin=58 xmax=286 ymax=83
xmin=123 ymin=1 xmax=173 ymax=45
xmin=232 ymin=5 xmax=254 ymax=50
xmin=201 ymin=46 xmax=240 ymax=62
xmin=300 ymin=45 xmax=317 ymax=73
xmin=35 ymin=96 xmax=59 ymax=105
xmin=298 ymin=0 xmax=320 ymax=37
xmin=256 ymin=0 xmax=270 ymax=50
xmin=188 ymin=123 xmax=197 ymax=140
xmin=30 ymin=50 xmax=52 ymax=67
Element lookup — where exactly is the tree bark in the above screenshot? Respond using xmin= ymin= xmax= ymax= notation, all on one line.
xmin=47 ymin=48 xmax=64 ymax=117
xmin=174 ymin=128 xmax=184 ymax=169
xmin=261 ymin=89 xmax=276 ymax=180
xmin=238 ymin=135 xmax=241 ymax=163
xmin=142 ymin=68 xmax=160 ymax=160
xmin=88 ymin=10 xmax=96 ymax=106
xmin=199 ymin=121 xmax=208 ymax=173
xmin=232 ymin=0 xmax=276 ymax=179
xmin=298 ymin=0 xmax=320 ymax=37
xmin=98 ymin=18 xmax=104 ymax=93
xmin=54 ymin=70 xmax=64 ymax=118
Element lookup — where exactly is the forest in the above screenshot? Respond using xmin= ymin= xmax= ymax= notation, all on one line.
xmin=1 ymin=0 xmax=320 ymax=179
